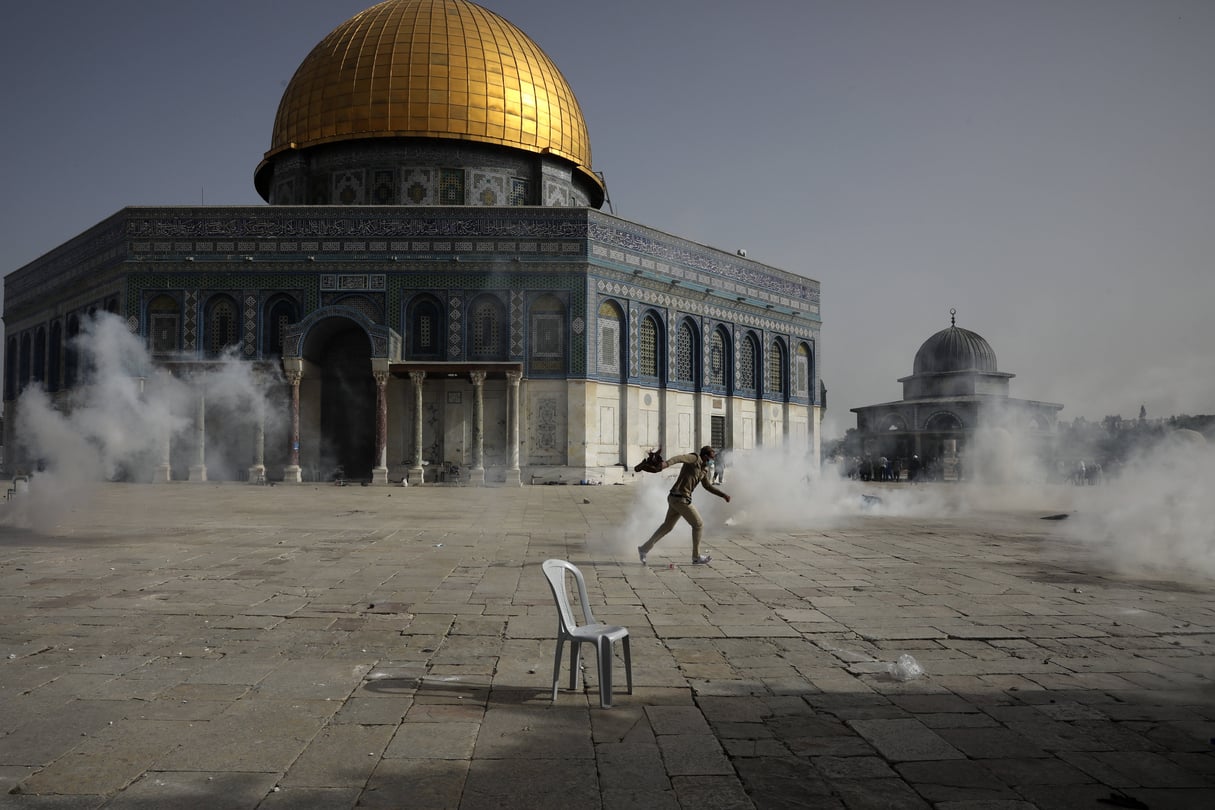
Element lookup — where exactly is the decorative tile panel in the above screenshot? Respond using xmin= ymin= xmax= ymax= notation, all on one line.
xmin=448 ymin=293 xmax=463 ymax=359
xmin=243 ymin=294 xmax=257 ymax=356
xmin=183 ymin=291 xmax=198 ymax=352
xmin=509 ymin=290 xmax=524 ymax=359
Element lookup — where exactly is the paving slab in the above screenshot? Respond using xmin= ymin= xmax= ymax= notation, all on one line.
xmin=2 ymin=481 xmax=1214 ymax=807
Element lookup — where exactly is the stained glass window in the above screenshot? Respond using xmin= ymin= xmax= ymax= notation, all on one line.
xmin=597 ymin=300 xmax=622 ymax=375
xmin=708 ymin=328 xmax=726 ymax=386
xmin=675 ymin=321 xmax=694 ymax=382
xmin=796 ymin=344 xmax=810 ymax=396
xmin=739 ymin=334 xmax=756 ymax=389
xmin=470 ymin=296 xmax=505 ymax=359
xmin=767 ymin=340 xmax=785 ymax=395
xmin=207 ymin=298 xmax=237 ymax=357
xmin=640 ymin=316 xmax=658 ymax=377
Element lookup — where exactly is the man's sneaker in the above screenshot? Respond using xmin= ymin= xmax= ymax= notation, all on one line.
xmin=692 ymin=555 xmax=712 ymax=565
xmin=637 ymin=546 xmax=647 ymax=565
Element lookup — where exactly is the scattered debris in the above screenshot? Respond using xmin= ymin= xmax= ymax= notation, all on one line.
xmin=888 ymin=654 xmax=925 ymax=682
xmin=1041 ymin=513 xmax=1071 ymax=521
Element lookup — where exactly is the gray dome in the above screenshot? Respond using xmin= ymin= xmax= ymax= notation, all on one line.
xmin=913 ymin=315 xmax=998 ymax=374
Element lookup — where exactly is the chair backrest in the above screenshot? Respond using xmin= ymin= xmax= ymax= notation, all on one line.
xmin=542 ymin=559 xmax=597 ymax=633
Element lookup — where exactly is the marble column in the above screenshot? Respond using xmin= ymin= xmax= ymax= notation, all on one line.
xmin=504 ymin=370 xmax=522 ymax=487
xmin=188 ymin=391 xmax=207 ymax=482
xmin=283 ymin=365 xmax=303 ymax=483
xmin=153 ymin=369 xmax=173 ymax=483
xmin=248 ymin=400 xmax=266 ymax=484
xmin=371 ymin=368 xmax=389 ymax=485
xmin=407 ymin=370 xmax=426 ymax=486
xmin=468 ymin=370 xmax=486 ymax=486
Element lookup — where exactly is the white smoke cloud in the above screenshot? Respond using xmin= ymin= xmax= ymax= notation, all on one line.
xmin=1065 ymin=433 xmax=1215 ymax=581
xmin=4 ymin=313 xmax=282 ymax=531
xmin=610 ymin=430 xmax=1214 ymax=584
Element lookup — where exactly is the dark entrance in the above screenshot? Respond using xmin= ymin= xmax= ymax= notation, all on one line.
xmin=319 ymin=327 xmax=375 ymax=480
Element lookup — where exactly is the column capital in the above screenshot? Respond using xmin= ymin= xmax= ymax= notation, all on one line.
xmin=285 ymin=369 xmax=303 ymax=385
xmin=505 ymin=370 xmax=522 ymax=386
xmin=409 ymin=370 xmax=427 ymax=386
xmin=469 ymin=370 xmax=487 ymax=385
xmin=373 ymin=370 xmax=390 ymax=386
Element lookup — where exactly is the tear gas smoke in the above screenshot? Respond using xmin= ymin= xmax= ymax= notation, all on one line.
xmin=4 ymin=313 xmax=283 ymax=531
xmin=1065 ymin=432 xmax=1215 ymax=581
xmin=613 ymin=426 xmax=1213 ymax=584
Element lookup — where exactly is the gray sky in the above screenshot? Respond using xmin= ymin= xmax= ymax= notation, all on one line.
xmin=2 ymin=0 xmax=1212 ymax=438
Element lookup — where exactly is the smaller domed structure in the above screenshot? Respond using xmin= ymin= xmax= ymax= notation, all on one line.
xmin=913 ymin=310 xmax=998 ymax=375
xmin=850 ymin=310 xmax=1063 ymax=482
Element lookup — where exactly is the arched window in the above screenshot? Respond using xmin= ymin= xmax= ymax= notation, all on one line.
xmin=596 ymin=299 xmax=623 ymax=376
xmin=766 ymin=339 xmax=786 ymax=398
xmin=795 ymin=343 xmax=812 ymax=400
xmin=48 ymin=322 xmax=62 ymax=393
xmin=739 ymin=332 xmax=758 ymax=391
xmin=406 ymin=294 xmax=444 ymax=360
xmin=925 ymin=412 xmax=963 ymax=431
xmin=707 ymin=326 xmax=729 ymax=389
xmin=262 ymin=297 xmax=298 ymax=357
xmin=18 ymin=333 xmax=31 ymax=391
xmin=529 ymin=294 xmax=565 ymax=373
xmin=205 ymin=295 xmax=239 ymax=357
xmin=639 ymin=314 xmax=661 ymax=379
xmin=5 ymin=339 xmax=16 ymax=400
xmin=65 ymin=315 xmax=81 ymax=386
xmin=33 ymin=326 xmax=46 ymax=384
xmin=673 ymin=319 xmax=697 ymax=384
xmin=148 ymin=296 xmax=179 ymax=356
xmin=469 ymin=294 xmax=507 ymax=360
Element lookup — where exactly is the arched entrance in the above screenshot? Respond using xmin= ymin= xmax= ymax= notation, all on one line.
xmin=303 ymin=317 xmax=375 ymax=480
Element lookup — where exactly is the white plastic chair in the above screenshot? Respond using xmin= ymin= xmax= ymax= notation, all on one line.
xmin=541 ymin=559 xmax=632 ymax=708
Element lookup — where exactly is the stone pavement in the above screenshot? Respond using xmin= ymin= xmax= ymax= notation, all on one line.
xmin=0 ymin=480 xmax=1212 ymax=809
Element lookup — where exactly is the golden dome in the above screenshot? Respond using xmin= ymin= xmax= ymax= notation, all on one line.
xmin=261 ymin=0 xmax=600 ymax=191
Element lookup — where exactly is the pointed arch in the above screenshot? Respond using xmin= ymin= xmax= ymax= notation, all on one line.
xmin=48 ymin=322 xmax=62 ymax=393
xmin=738 ymin=331 xmax=759 ymax=392
xmin=766 ymin=337 xmax=787 ymax=400
xmin=405 ymin=293 xmax=444 ymax=360
xmin=529 ymin=293 xmax=566 ymax=374
xmin=262 ymin=295 xmax=300 ymax=358
xmin=18 ymin=333 xmax=31 ymax=391
xmin=638 ymin=310 xmax=663 ymax=381
xmin=925 ymin=411 xmax=963 ymax=432
xmin=65 ymin=314 xmax=82 ymax=386
xmin=673 ymin=317 xmax=700 ymax=386
xmin=32 ymin=326 xmax=47 ymax=385
xmin=5 ymin=338 xmax=17 ymax=400
xmin=707 ymin=325 xmax=731 ymax=391
xmin=795 ymin=341 xmax=813 ymax=402
xmin=596 ymin=298 xmax=625 ymax=378
xmin=148 ymin=295 xmax=180 ymax=356
xmin=468 ymin=293 xmax=507 ymax=361
xmin=204 ymin=294 xmax=240 ymax=358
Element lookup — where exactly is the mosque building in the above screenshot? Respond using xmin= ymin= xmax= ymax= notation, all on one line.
xmin=851 ymin=311 xmax=1062 ymax=479
xmin=3 ymin=0 xmax=822 ymax=485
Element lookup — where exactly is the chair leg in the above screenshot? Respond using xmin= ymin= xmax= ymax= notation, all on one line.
xmin=569 ymin=641 xmax=582 ymax=690
xmin=598 ymin=636 xmax=613 ymax=708
xmin=551 ymin=638 xmax=565 ymax=701
xmin=623 ymin=635 xmax=633 ymax=695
